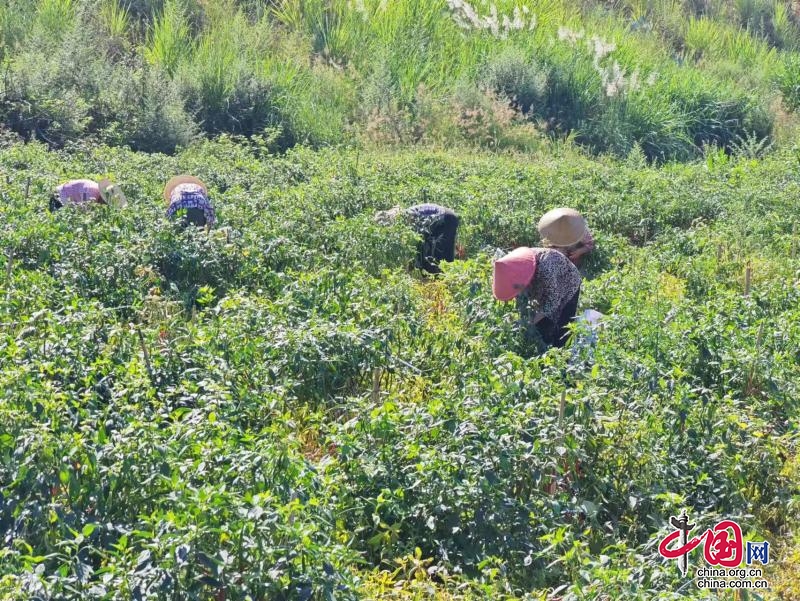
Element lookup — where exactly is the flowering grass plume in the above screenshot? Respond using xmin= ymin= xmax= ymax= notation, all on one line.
xmin=447 ymin=0 xmax=536 ymax=37
xmin=558 ymin=27 xmax=644 ymax=97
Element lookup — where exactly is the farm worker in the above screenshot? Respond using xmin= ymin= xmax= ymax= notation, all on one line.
xmin=375 ymin=203 xmax=460 ymax=274
xmin=163 ymin=175 xmax=216 ymax=228
xmin=537 ymin=207 xmax=594 ymax=267
xmin=49 ymin=178 xmax=126 ymax=211
xmin=492 ymin=246 xmax=582 ymax=348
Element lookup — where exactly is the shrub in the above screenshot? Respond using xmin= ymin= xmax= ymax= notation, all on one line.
xmin=0 ymin=1 xmax=102 ymax=144
xmin=0 ymin=5 xmax=197 ymax=153
xmin=479 ymin=47 xmax=548 ymax=114
xmin=450 ymin=82 xmax=541 ymax=151
xmin=98 ymin=64 xmax=197 ymax=154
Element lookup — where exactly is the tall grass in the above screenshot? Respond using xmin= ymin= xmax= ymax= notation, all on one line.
xmin=145 ymin=0 xmax=190 ymax=76
xmin=775 ymin=52 xmax=800 ymax=111
xmin=270 ymin=0 xmax=309 ymax=31
xmin=734 ymin=0 xmax=773 ymax=34
xmin=179 ymin=6 xmax=281 ymax=136
xmin=370 ymin=1 xmax=453 ymax=102
xmin=275 ymin=60 xmax=357 ymax=146
xmin=35 ymin=0 xmax=75 ymax=40
xmin=587 ymin=89 xmax=693 ymax=160
xmin=100 ymin=0 xmax=131 ymax=39
xmin=720 ymin=25 xmax=777 ymax=65
xmin=684 ymin=16 xmax=722 ymax=60
xmin=683 ymin=16 xmax=778 ymax=65
xmin=271 ymin=0 xmax=368 ymax=65
xmin=772 ymin=1 xmax=799 ymax=49
xmin=190 ymin=27 xmax=238 ymax=115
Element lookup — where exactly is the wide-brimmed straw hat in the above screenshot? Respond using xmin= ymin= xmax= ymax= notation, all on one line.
xmin=537 ymin=207 xmax=587 ymax=248
xmin=98 ymin=178 xmax=127 ymax=208
xmin=163 ymin=175 xmax=207 ymax=204
xmin=492 ymin=246 xmax=538 ymax=301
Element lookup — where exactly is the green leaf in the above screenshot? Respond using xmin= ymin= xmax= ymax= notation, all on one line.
xmin=581 ymin=500 xmax=599 ymax=518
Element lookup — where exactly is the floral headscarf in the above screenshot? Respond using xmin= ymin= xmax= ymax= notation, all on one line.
xmin=166 ymin=183 xmax=216 ymax=227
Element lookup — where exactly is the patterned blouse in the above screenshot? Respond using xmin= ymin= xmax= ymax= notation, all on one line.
xmin=166 ymin=183 xmax=216 ymax=227
xmin=518 ymin=248 xmax=582 ymax=321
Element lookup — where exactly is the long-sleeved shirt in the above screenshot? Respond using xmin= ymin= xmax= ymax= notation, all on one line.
xmin=522 ymin=248 xmax=582 ymax=321
xmin=56 ymin=179 xmax=101 ymax=204
xmin=166 ymin=183 xmax=216 ymax=226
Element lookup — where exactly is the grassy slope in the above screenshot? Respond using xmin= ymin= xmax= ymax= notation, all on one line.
xmin=0 ymin=0 xmax=798 ymax=156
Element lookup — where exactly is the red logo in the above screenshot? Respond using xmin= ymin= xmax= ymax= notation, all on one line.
xmin=658 ymin=510 xmax=744 ymax=576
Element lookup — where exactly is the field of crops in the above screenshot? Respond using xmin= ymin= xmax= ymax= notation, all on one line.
xmin=0 ymin=137 xmax=798 ymax=599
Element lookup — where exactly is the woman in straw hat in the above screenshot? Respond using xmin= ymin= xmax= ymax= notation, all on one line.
xmin=164 ymin=175 xmax=216 ymax=228
xmin=374 ymin=203 xmax=460 ymax=274
xmin=49 ymin=178 xmax=126 ymax=212
xmin=493 ymin=246 xmax=582 ymax=348
xmin=537 ymin=207 xmax=594 ymax=267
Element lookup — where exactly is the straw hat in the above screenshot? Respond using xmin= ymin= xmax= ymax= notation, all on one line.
xmin=537 ymin=208 xmax=587 ymax=248
xmin=98 ymin=178 xmax=127 ymax=208
xmin=492 ymin=246 xmax=538 ymax=301
xmin=163 ymin=175 xmax=207 ymax=204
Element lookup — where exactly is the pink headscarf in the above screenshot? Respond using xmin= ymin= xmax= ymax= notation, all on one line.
xmin=492 ymin=247 xmax=538 ymax=301
xmin=57 ymin=179 xmax=102 ymax=204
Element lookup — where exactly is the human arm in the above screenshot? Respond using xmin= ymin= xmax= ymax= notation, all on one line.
xmin=567 ymin=229 xmax=594 ymax=263
xmin=567 ymin=245 xmax=591 ymax=263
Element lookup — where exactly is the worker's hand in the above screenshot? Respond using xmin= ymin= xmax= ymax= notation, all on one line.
xmin=568 ymin=246 xmax=590 ymax=263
